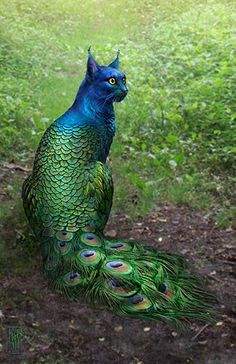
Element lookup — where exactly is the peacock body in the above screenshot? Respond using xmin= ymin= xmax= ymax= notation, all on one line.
xmin=22 ymin=50 xmax=215 ymax=326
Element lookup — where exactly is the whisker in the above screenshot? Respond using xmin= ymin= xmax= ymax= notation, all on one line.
xmin=98 ymin=93 xmax=116 ymax=110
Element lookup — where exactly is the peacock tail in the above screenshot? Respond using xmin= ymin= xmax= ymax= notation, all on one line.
xmin=22 ymin=49 xmax=216 ymax=327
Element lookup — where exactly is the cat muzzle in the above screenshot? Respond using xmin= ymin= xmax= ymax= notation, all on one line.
xmin=115 ymin=88 xmax=128 ymax=102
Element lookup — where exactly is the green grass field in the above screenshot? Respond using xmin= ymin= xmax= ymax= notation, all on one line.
xmin=0 ymin=0 xmax=235 ymax=226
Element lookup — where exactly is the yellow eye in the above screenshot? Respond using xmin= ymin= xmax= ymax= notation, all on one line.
xmin=122 ymin=77 xmax=126 ymax=84
xmin=108 ymin=77 xmax=116 ymax=85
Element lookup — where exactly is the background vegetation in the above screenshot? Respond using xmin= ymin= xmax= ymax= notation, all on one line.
xmin=0 ymin=2 xmax=235 ymax=363
xmin=0 ymin=0 xmax=235 ymax=227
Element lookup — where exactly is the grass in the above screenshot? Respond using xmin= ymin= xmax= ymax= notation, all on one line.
xmin=0 ymin=0 xmax=235 ymax=227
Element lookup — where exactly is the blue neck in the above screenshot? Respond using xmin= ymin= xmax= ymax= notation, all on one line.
xmin=70 ymin=79 xmax=115 ymax=135
xmin=55 ymin=78 xmax=116 ymax=162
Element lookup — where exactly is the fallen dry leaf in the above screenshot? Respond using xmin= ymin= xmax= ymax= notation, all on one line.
xmin=105 ymin=229 xmax=117 ymax=237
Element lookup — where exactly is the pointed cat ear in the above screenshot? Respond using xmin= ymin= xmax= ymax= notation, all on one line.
xmin=87 ymin=47 xmax=100 ymax=77
xmin=108 ymin=50 xmax=120 ymax=69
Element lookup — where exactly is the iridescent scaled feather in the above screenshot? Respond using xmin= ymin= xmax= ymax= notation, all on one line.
xmin=22 ymin=49 xmax=216 ymax=327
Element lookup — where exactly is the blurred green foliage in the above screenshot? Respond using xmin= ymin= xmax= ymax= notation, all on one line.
xmin=0 ymin=0 xmax=235 ymax=226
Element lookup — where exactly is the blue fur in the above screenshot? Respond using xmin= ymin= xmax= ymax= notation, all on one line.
xmin=56 ymin=51 xmax=128 ymax=161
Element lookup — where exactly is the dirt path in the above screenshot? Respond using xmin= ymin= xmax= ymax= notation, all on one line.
xmin=0 ymin=167 xmax=235 ymax=364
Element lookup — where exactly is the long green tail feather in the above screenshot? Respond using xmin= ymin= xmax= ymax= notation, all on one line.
xmin=42 ymin=231 xmax=216 ymax=327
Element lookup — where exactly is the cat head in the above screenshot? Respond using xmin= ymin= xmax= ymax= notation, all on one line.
xmin=85 ymin=48 xmax=128 ymax=103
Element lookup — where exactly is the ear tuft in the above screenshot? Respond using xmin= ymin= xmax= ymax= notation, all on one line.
xmin=108 ymin=50 xmax=120 ymax=69
xmin=87 ymin=47 xmax=99 ymax=77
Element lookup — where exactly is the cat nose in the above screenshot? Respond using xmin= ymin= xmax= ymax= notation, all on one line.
xmin=122 ymin=87 xmax=128 ymax=94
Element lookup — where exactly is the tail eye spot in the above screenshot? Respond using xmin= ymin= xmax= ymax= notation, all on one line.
xmin=110 ymin=243 xmax=124 ymax=248
xmin=131 ymin=295 xmax=144 ymax=304
xmin=83 ymin=251 xmax=95 ymax=258
xmin=70 ymin=272 xmax=80 ymax=280
xmin=110 ymin=262 xmax=123 ymax=268
xmin=159 ymin=282 xmax=169 ymax=293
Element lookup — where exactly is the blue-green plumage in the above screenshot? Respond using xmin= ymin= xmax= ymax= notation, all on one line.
xmin=22 ymin=49 xmax=216 ymax=327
